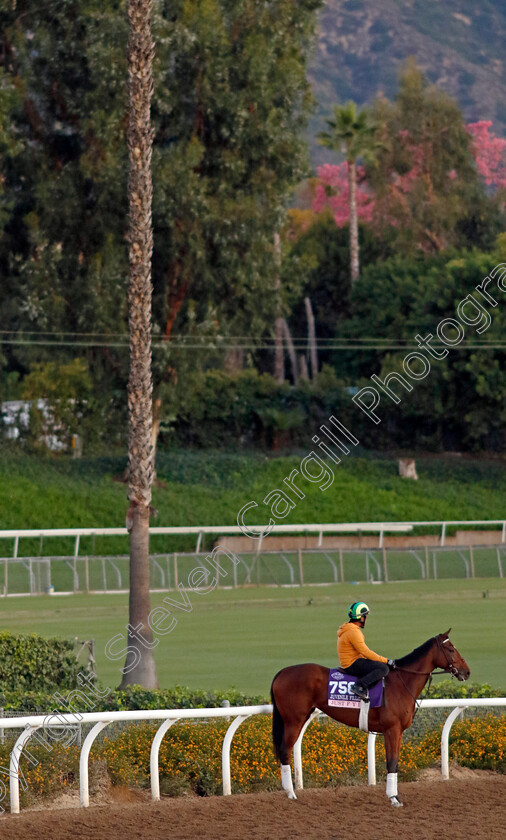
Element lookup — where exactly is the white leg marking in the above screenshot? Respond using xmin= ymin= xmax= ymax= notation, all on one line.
xmin=386 ymin=772 xmax=403 ymax=807
xmin=281 ymin=764 xmax=297 ymax=800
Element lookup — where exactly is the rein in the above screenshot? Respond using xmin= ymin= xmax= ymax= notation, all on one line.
xmin=394 ymin=666 xmax=446 ymax=676
xmin=392 ymin=636 xmax=458 ymax=714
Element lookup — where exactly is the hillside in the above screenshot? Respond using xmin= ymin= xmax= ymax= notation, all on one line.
xmin=0 ymin=449 xmax=505 ymax=536
xmin=308 ymin=0 xmax=506 ymax=165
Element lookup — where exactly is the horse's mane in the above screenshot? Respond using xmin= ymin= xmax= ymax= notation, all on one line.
xmin=395 ymin=636 xmax=437 ymax=668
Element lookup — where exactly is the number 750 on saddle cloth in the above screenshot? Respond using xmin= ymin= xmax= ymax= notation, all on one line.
xmin=328 ymin=669 xmax=384 ymax=708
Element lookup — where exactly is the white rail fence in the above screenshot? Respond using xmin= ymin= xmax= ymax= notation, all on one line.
xmin=0 ymin=523 xmax=415 ymax=558
xmin=2 ymin=699 xmax=505 ymax=814
xmin=1 ymin=521 xmax=506 ymax=556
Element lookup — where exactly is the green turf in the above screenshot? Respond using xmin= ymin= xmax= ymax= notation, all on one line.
xmin=1 ymin=579 xmax=505 ymax=694
xmin=0 ymin=450 xmax=505 ymax=551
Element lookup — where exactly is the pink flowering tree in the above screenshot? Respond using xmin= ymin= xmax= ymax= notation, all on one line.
xmin=314 ymin=119 xmax=506 ymax=254
xmin=313 ymin=163 xmax=375 ymax=227
xmin=467 ymin=121 xmax=506 ymax=193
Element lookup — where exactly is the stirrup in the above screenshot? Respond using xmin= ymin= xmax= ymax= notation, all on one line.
xmin=350 ymin=683 xmax=369 ymax=702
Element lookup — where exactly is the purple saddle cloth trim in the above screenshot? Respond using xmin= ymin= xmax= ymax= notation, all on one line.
xmin=327 ymin=669 xmax=384 ymax=708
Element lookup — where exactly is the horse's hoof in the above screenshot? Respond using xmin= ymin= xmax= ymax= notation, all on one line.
xmin=390 ymin=796 xmax=403 ymax=808
xmin=288 ymin=792 xmax=297 ymax=800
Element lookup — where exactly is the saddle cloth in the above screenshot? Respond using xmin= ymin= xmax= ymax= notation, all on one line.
xmin=327 ymin=668 xmax=384 ymax=709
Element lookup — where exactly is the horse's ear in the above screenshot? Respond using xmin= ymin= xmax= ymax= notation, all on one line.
xmin=443 ymin=628 xmax=451 ymax=637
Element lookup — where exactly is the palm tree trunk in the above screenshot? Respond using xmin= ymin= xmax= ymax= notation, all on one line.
xmin=273 ymin=234 xmax=285 ymax=384
xmin=281 ymin=318 xmax=298 ymax=383
xmin=274 ymin=312 xmax=285 ymax=383
xmin=304 ymin=296 xmax=318 ymax=380
xmin=348 ymin=159 xmax=359 ymax=283
xmin=121 ymin=0 xmax=158 ymax=689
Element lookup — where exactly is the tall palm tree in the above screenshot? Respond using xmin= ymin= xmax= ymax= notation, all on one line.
xmin=318 ymin=102 xmax=379 ymax=284
xmin=120 ymin=0 xmax=158 ymax=689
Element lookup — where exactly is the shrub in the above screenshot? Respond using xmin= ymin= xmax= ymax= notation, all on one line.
xmin=160 ymin=366 xmax=354 ymax=450
xmin=425 ymin=680 xmax=505 ymax=699
xmin=449 ymin=714 xmax=506 ymax=772
xmin=0 ymin=632 xmax=82 ymax=693
xmin=0 ymin=684 xmax=267 ymax=714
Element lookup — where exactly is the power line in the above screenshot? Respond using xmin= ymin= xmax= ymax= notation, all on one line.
xmin=1 ymin=331 xmax=505 ymax=350
xmin=1 ymin=337 xmax=505 ymax=351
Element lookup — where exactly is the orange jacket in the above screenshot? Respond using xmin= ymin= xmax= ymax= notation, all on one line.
xmin=337 ymin=621 xmax=388 ymax=668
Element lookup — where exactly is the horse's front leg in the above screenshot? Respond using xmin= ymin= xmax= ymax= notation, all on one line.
xmin=384 ymin=725 xmax=403 ymax=807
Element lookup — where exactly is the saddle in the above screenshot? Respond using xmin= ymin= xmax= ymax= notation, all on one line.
xmin=328 ymin=669 xmax=384 ymax=732
xmin=328 ymin=669 xmax=384 ymax=708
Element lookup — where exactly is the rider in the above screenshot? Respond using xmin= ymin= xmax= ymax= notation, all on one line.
xmin=337 ymin=601 xmax=396 ymax=701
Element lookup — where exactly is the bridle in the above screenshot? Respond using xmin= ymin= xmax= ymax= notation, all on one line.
xmin=392 ymin=636 xmax=460 ymax=711
xmin=437 ymin=636 xmax=461 ymax=678
xmin=395 ymin=635 xmax=459 ymax=678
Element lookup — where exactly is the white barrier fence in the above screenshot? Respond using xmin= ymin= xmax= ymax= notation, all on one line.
xmin=0 ymin=522 xmax=415 ymax=559
xmin=2 ymin=698 xmax=505 ymax=814
xmin=1 ymin=521 xmax=506 ymax=557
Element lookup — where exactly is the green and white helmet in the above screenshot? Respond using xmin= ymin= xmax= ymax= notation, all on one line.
xmin=348 ymin=601 xmax=370 ymax=621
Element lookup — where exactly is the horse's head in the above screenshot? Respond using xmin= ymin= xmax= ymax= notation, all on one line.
xmin=435 ymin=630 xmax=470 ymax=681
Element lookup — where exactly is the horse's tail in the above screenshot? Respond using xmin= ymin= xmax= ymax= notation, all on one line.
xmin=270 ymin=673 xmax=284 ymax=764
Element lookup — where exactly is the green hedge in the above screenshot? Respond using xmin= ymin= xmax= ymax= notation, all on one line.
xmin=0 ymin=684 xmax=267 ymax=714
xmin=425 ymin=679 xmax=505 ymax=699
xmin=0 ymin=680 xmax=502 ymax=715
xmin=162 ymin=366 xmax=353 ymax=450
xmin=0 ymin=632 xmax=82 ymax=693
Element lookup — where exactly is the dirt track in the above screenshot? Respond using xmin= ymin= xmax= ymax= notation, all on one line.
xmin=2 ymin=775 xmax=506 ymax=840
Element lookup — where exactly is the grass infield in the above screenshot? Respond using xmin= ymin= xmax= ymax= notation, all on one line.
xmin=1 ymin=578 xmax=504 ymax=693
xmin=1 ymin=449 xmax=504 ymax=693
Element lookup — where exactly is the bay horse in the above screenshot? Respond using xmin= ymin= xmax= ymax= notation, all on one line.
xmin=270 ymin=630 xmax=470 ymax=807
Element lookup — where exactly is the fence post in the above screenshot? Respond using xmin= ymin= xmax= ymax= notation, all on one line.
xmin=367 ymin=732 xmax=377 ymax=785
xmin=150 ymin=719 xmax=177 ymax=800
xmin=339 ymin=548 xmax=344 ymax=583
xmin=382 ymin=546 xmax=388 ymax=583
xmin=425 ymin=544 xmax=430 ymax=580
xmin=80 ymin=721 xmax=111 ymax=807
xmin=298 ymin=549 xmax=304 ymax=586
xmin=10 ymin=725 xmax=41 ymax=814
xmin=441 ymin=707 xmax=466 ymax=780
xmin=469 ymin=545 xmax=475 ymax=578
xmin=222 ymin=715 xmax=249 ymax=795
xmin=293 ymin=709 xmax=319 ymax=790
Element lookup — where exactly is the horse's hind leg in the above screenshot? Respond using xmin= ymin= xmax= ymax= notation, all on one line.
xmin=278 ymin=721 xmax=305 ymax=800
xmin=384 ymin=725 xmax=403 ymax=807
xmin=272 ymin=668 xmax=324 ymax=800
xmin=272 ymin=688 xmax=310 ymax=800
